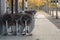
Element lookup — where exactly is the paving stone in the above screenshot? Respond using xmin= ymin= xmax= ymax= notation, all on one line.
xmin=0 ymin=11 xmax=60 ymax=40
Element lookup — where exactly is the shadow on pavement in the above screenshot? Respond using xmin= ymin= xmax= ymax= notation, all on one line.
xmin=44 ymin=11 xmax=60 ymax=29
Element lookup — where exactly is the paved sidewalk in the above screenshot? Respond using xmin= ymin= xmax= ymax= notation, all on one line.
xmin=0 ymin=11 xmax=60 ymax=40
xmin=45 ymin=11 xmax=60 ymax=29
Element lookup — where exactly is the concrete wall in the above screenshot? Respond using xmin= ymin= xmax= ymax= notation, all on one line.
xmin=1 ymin=0 xmax=6 ymax=15
xmin=0 ymin=0 xmax=1 ymax=15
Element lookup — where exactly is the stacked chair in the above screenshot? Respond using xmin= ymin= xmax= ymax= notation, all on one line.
xmin=0 ymin=10 xmax=36 ymax=36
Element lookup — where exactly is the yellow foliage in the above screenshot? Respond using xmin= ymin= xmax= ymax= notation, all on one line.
xmin=18 ymin=0 xmax=46 ymax=9
xmin=6 ymin=0 xmax=47 ymax=9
